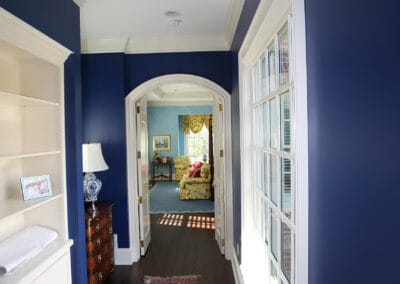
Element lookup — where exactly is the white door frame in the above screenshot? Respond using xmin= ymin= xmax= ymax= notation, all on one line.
xmin=121 ymin=74 xmax=234 ymax=264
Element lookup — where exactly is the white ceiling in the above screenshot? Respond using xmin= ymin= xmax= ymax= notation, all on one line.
xmin=76 ymin=0 xmax=244 ymax=54
xmin=146 ymin=83 xmax=214 ymax=106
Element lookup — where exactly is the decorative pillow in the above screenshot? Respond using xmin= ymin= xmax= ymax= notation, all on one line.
xmin=193 ymin=161 xmax=202 ymax=169
xmin=188 ymin=166 xmax=197 ymax=177
xmin=200 ymin=163 xmax=210 ymax=178
xmin=193 ymin=168 xmax=201 ymax=177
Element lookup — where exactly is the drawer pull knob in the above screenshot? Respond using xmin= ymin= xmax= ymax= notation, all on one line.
xmin=95 ymin=224 xmax=100 ymax=232
xmin=96 ymin=238 xmax=101 ymax=247
xmin=108 ymin=226 xmax=112 ymax=234
xmin=97 ymin=254 xmax=102 ymax=263
xmin=97 ymin=272 xmax=103 ymax=281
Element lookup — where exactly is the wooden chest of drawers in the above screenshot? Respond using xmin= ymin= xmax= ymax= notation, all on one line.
xmin=85 ymin=202 xmax=114 ymax=283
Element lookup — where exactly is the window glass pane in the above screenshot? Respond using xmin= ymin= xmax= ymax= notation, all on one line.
xmin=254 ymin=106 xmax=262 ymax=146
xmin=261 ymin=56 xmax=267 ymax=97
xmin=268 ymin=43 xmax=276 ymax=93
xmin=270 ymin=98 xmax=279 ymax=150
xmin=271 ymin=210 xmax=279 ymax=259
xmin=281 ymin=222 xmax=292 ymax=283
xmin=280 ymin=92 xmax=291 ymax=152
xmin=281 ymin=158 xmax=292 ymax=219
xmin=263 ymin=152 xmax=269 ymax=197
xmin=270 ymin=154 xmax=280 ymax=205
xmin=263 ymin=102 xmax=270 ymax=147
xmin=264 ymin=202 xmax=269 ymax=244
xmin=186 ymin=125 xmax=209 ymax=163
xmin=279 ymin=24 xmax=289 ymax=86
xmin=255 ymin=151 xmax=262 ymax=190
xmin=255 ymin=192 xmax=263 ymax=234
xmin=271 ymin=261 xmax=280 ymax=284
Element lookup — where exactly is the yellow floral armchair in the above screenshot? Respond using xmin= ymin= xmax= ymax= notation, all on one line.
xmin=179 ymin=163 xmax=211 ymax=200
xmin=174 ymin=156 xmax=192 ymax=181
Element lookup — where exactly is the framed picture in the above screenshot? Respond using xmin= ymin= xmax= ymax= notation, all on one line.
xmin=152 ymin=135 xmax=171 ymax=151
xmin=20 ymin=175 xmax=52 ymax=200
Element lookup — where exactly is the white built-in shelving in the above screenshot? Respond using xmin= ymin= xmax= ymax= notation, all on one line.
xmin=0 ymin=7 xmax=73 ymax=283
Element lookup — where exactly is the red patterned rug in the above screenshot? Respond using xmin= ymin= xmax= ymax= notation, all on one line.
xmin=143 ymin=275 xmax=201 ymax=284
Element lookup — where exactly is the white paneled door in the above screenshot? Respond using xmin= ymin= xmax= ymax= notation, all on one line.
xmin=136 ymin=97 xmax=151 ymax=255
xmin=213 ymin=96 xmax=225 ymax=254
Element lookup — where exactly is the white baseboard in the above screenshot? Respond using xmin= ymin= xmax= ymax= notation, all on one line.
xmin=230 ymin=245 xmax=244 ymax=284
xmin=113 ymin=234 xmax=137 ymax=265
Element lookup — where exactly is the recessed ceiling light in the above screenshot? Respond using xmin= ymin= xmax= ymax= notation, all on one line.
xmin=168 ymin=19 xmax=182 ymax=27
xmin=164 ymin=10 xmax=181 ymax=18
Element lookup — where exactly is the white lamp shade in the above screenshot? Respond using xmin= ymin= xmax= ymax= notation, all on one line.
xmin=82 ymin=143 xmax=109 ymax=173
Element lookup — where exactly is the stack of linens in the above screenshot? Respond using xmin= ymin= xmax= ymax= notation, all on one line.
xmin=0 ymin=226 xmax=58 ymax=277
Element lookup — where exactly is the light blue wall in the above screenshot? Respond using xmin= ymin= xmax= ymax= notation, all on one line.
xmin=147 ymin=105 xmax=212 ymax=174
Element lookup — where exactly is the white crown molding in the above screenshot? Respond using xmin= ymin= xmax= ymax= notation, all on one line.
xmin=81 ymin=38 xmax=128 ymax=54
xmin=0 ymin=7 xmax=72 ymax=64
xmin=81 ymin=36 xmax=229 ymax=54
xmin=73 ymin=0 xmax=87 ymax=7
xmin=225 ymin=0 xmax=245 ymax=48
xmin=126 ymin=36 xmax=229 ymax=54
xmin=147 ymin=100 xmax=213 ymax=107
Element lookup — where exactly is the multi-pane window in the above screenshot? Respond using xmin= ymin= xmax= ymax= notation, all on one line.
xmin=252 ymin=22 xmax=295 ymax=284
xmin=185 ymin=125 xmax=209 ymax=163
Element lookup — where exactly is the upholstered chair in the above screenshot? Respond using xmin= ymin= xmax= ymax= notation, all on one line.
xmin=174 ymin=156 xmax=192 ymax=181
xmin=179 ymin=163 xmax=211 ymax=200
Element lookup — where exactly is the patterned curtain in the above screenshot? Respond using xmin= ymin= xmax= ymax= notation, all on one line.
xmin=181 ymin=115 xmax=212 ymax=134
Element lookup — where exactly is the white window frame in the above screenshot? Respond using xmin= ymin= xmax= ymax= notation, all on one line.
xmin=238 ymin=0 xmax=308 ymax=283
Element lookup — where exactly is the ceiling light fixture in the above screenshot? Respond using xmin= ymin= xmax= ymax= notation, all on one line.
xmin=168 ymin=19 xmax=182 ymax=27
xmin=164 ymin=10 xmax=181 ymax=18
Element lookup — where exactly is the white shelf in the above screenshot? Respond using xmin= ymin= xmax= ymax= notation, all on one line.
xmin=0 ymin=150 xmax=61 ymax=161
xmin=0 ymin=238 xmax=73 ymax=284
xmin=0 ymin=91 xmax=59 ymax=107
xmin=0 ymin=195 xmax=62 ymax=222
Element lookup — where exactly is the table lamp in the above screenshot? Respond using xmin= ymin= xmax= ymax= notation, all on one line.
xmin=82 ymin=143 xmax=109 ymax=209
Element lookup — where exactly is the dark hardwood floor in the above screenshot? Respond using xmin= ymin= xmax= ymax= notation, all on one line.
xmin=106 ymin=213 xmax=235 ymax=284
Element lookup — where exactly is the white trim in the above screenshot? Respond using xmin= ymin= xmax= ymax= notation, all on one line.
xmin=292 ymin=0 xmax=309 ymax=283
xmin=81 ymin=36 xmax=229 ymax=54
xmin=113 ymin=234 xmax=135 ymax=265
xmin=225 ymin=0 xmax=246 ymax=48
xmin=0 ymin=8 xmax=72 ymax=64
xmin=72 ymin=0 xmax=87 ymax=7
xmin=230 ymin=244 xmax=244 ymax=284
xmin=147 ymin=100 xmax=213 ymax=107
xmin=80 ymin=38 xmax=128 ymax=54
xmin=125 ymin=74 xmax=234 ymax=262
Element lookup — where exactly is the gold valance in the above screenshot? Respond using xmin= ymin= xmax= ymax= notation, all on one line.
xmin=182 ymin=115 xmax=212 ymax=134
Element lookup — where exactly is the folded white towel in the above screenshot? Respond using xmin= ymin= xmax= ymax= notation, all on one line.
xmin=0 ymin=226 xmax=58 ymax=277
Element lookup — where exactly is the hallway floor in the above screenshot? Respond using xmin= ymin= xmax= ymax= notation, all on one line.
xmin=106 ymin=213 xmax=235 ymax=284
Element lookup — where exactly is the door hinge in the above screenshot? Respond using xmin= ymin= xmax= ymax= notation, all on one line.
xmin=220 ymin=149 xmax=224 ymax=157
xmin=136 ymin=105 xmax=140 ymax=114
xmin=138 ymin=196 xmax=142 ymax=204
xmin=139 ymin=240 xmax=144 ymax=248
xmin=221 ymin=239 xmax=225 ymax=247
xmin=219 ymin=104 xmax=223 ymax=112
xmin=220 ymin=194 xmax=224 ymax=203
xmin=137 ymin=150 xmax=141 ymax=159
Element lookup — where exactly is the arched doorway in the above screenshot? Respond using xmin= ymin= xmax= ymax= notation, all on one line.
xmin=124 ymin=74 xmax=234 ymax=262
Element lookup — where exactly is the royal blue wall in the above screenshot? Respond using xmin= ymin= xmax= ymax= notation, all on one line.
xmin=148 ymin=105 xmax=212 ymax=174
xmin=0 ymin=1 xmax=86 ymax=283
xmin=81 ymin=53 xmax=129 ymax=248
xmin=305 ymin=0 xmax=400 ymax=283
xmin=82 ymin=52 xmax=233 ymax=248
